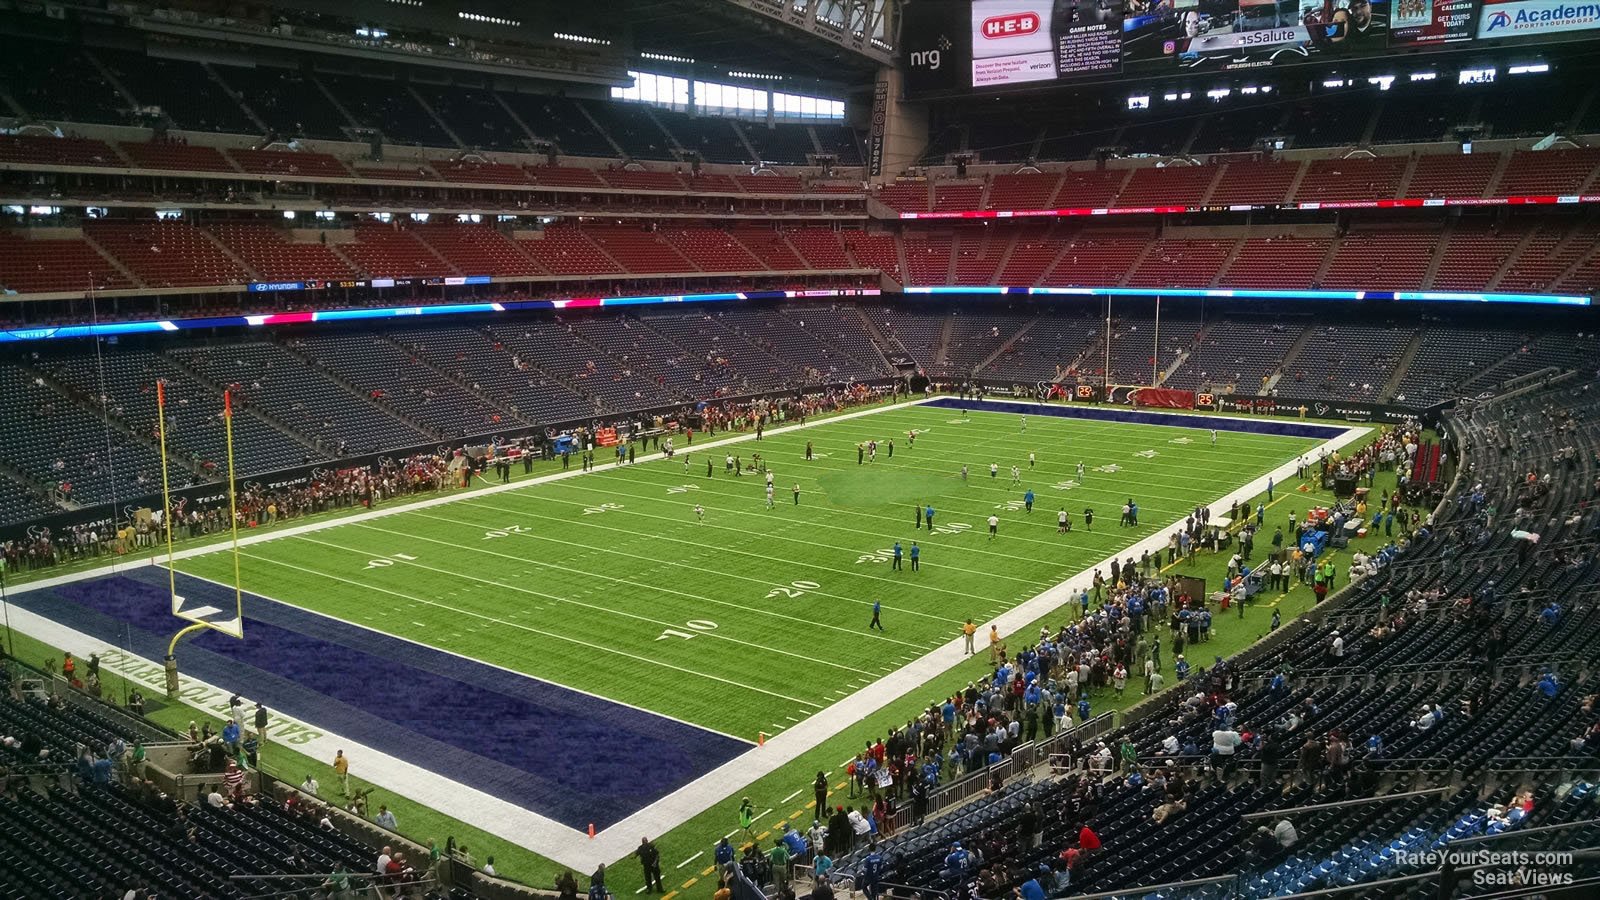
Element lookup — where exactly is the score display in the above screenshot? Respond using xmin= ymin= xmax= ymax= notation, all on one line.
xmin=903 ymin=0 xmax=1596 ymax=96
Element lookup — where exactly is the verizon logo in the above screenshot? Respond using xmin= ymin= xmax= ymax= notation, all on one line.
xmin=981 ymin=13 xmax=1039 ymax=38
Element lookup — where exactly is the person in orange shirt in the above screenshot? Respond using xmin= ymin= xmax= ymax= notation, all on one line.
xmin=962 ymin=620 xmax=977 ymax=655
xmin=333 ymin=749 xmax=350 ymax=796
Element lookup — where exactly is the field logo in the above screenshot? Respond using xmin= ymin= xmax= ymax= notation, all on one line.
xmin=1133 ymin=450 xmax=1158 ymax=458
xmin=1094 ymin=463 xmax=1121 ymax=474
xmin=1169 ymin=437 xmax=1193 ymax=445
xmin=981 ymin=13 xmax=1040 ymax=38
xmin=1052 ymin=480 xmax=1079 ymax=491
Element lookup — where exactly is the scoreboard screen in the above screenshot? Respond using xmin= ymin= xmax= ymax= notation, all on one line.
xmin=902 ymin=0 xmax=1597 ymax=96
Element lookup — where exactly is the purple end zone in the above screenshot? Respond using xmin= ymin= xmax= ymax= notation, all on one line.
xmin=16 ymin=567 xmax=747 ymax=830
xmin=927 ymin=397 xmax=1351 ymax=439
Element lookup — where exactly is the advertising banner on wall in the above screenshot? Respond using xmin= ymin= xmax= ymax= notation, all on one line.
xmin=1476 ymin=0 xmax=1600 ymax=37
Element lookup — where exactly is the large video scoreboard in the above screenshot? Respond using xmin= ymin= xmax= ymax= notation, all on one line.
xmin=902 ymin=0 xmax=1600 ymax=95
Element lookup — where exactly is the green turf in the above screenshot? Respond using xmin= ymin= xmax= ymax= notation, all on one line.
xmin=173 ymin=404 xmax=1326 ymax=739
xmin=7 ymin=401 xmax=1418 ymax=897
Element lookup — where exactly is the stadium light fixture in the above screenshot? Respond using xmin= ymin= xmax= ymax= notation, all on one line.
xmin=1261 ymin=85 xmax=1273 ymax=93
xmin=642 ymin=51 xmax=695 ymax=64
xmin=1128 ymin=95 xmax=1150 ymax=110
xmin=1367 ymin=76 xmax=1394 ymax=90
xmin=1322 ymin=78 xmax=1347 ymax=88
xmin=1410 ymin=72 xmax=1437 ymax=82
xmin=1509 ymin=63 xmax=1549 ymax=75
xmin=1180 ymin=91 xmax=1192 ymax=100
xmin=1240 ymin=86 xmax=1259 ymax=95
xmin=1162 ymin=92 xmax=1179 ymax=101
xmin=729 ymin=70 xmax=785 ymax=81
xmin=1459 ymin=67 xmax=1496 ymax=84
xmin=282 ymin=210 xmax=296 ymax=220
xmin=384 ymin=0 xmax=422 ymax=6
xmin=1207 ymin=88 xmax=1230 ymax=100
xmin=554 ymin=31 xmax=611 ymax=45
xmin=460 ymin=11 xmax=520 ymax=26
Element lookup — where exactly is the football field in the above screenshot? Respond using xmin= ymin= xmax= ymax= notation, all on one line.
xmin=175 ymin=401 xmax=1328 ymax=741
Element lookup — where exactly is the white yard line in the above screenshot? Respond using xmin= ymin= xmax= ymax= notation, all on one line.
xmin=5 ymin=395 xmax=1369 ymax=873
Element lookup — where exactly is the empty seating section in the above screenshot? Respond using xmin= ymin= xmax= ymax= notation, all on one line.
xmin=1406 ymin=153 xmax=1498 ymax=199
xmin=431 ymin=161 xmax=532 ymax=186
xmin=942 ymin=313 xmax=1033 ymax=378
xmin=1219 ymin=237 xmax=1330 ymax=289
xmin=1293 ymin=156 xmax=1406 ymax=203
xmin=1393 ymin=326 xmax=1525 ymax=405
xmin=661 ymin=227 xmax=763 ymax=272
xmin=527 ymin=166 xmax=608 ymax=189
xmin=875 ymin=182 xmax=932 ymax=213
xmin=118 ymin=141 xmax=236 ymax=173
xmin=716 ymin=307 xmax=879 ymax=380
xmin=981 ymin=312 xmax=1096 ymax=381
xmin=775 ymin=304 xmax=887 ymax=375
xmin=1207 ymin=161 xmax=1301 ymax=206
xmin=0 ymin=135 xmax=122 ymax=168
xmin=503 ymin=95 xmax=618 ymax=159
xmin=172 ymin=342 xmax=429 ymax=452
xmin=812 ymin=124 xmax=864 ymax=165
xmin=228 ymin=149 xmax=350 ymax=179
xmin=743 ymin=123 xmax=815 ymax=166
xmin=642 ymin=314 xmax=799 ymax=393
xmin=582 ymin=103 xmax=675 ymax=160
xmin=96 ymin=51 xmax=255 ymax=134
xmin=1043 ymin=229 xmax=1150 ymax=286
xmin=875 ymin=306 xmax=947 ymax=371
xmin=317 ymin=75 xmax=452 ymax=147
xmin=569 ymin=315 xmax=705 ymax=396
xmin=986 ymin=174 xmax=1061 ymax=210
xmin=1114 ymin=166 xmax=1218 ymax=208
xmin=398 ymin=326 xmax=593 ymax=424
xmin=932 ymin=182 xmax=984 ymax=212
xmin=412 ymin=224 xmax=541 ymax=277
xmin=731 ymin=226 xmax=806 ymax=270
xmin=903 ymin=233 xmax=954 ymax=285
xmin=0 ymin=231 xmax=134 ymax=293
xmin=1 ymin=44 xmax=127 ymax=124
xmin=485 ymin=321 xmax=672 ymax=410
xmin=1052 ymin=170 xmax=1129 ymax=208
xmin=294 ymin=332 xmax=503 ymax=437
xmin=44 ymin=347 xmax=318 ymax=474
xmin=520 ymin=226 xmax=623 ymax=276
xmin=842 ymin=232 xmax=902 ymax=282
xmin=951 ymin=227 xmax=1009 ymax=286
xmin=1279 ymin=324 xmax=1414 ymax=400
xmin=1321 ymin=227 xmax=1437 ymax=290
xmin=340 ymin=225 xmax=456 ymax=279
xmin=1126 ymin=238 xmax=1236 ymax=288
xmin=211 ymin=66 xmax=351 ymax=140
xmin=584 ymin=225 xmax=695 ymax=274
xmin=1553 ymin=225 xmax=1600 ymax=295
xmin=1190 ymin=105 xmax=1286 ymax=155
xmin=785 ymin=228 xmax=857 ymax=270
xmin=1495 ymin=223 xmax=1571 ymax=292
xmin=1492 ymin=148 xmax=1600 ymax=196
xmin=1167 ymin=318 xmax=1298 ymax=392
xmin=996 ymin=225 xmax=1060 ymax=286
xmin=600 ymin=169 xmax=689 ymax=193
xmin=1432 ymin=224 xmax=1524 ymax=291
xmin=0 ymin=365 xmax=170 ymax=506
xmin=736 ymin=174 xmax=806 ymax=194
xmin=206 ymin=223 xmax=358 ymax=282
xmin=413 ymin=83 xmax=528 ymax=151
xmin=84 ymin=220 xmax=251 ymax=288
xmin=667 ymin=117 xmax=750 ymax=165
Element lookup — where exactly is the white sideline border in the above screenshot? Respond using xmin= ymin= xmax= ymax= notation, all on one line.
xmin=7 ymin=396 xmax=1370 ymax=871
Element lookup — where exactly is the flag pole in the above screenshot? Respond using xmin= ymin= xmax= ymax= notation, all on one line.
xmin=224 ymin=389 xmax=243 ymax=624
xmin=155 ymin=381 xmax=177 ymax=603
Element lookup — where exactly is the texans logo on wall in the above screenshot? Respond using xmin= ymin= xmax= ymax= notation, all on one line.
xmin=1314 ymin=403 xmax=1332 ymax=417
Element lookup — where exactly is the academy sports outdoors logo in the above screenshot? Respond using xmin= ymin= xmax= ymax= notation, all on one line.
xmin=980 ymin=13 xmax=1040 ymax=37
xmin=1480 ymin=0 xmax=1600 ymax=35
